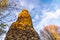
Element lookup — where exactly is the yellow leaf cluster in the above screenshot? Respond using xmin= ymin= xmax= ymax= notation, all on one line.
xmin=44 ymin=25 xmax=60 ymax=40
xmin=12 ymin=9 xmax=33 ymax=30
xmin=0 ymin=0 xmax=8 ymax=7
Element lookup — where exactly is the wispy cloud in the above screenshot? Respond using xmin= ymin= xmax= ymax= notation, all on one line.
xmin=34 ymin=0 xmax=60 ymax=34
xmin=36 ymin=9 xmax=60 ymax=35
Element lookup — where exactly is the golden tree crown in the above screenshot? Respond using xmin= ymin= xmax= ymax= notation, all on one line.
xmin=12 ymin=9 xmax=33 ymax=30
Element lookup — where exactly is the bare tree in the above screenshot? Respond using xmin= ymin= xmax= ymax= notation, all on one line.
xmin=0 ymin=0 xmax=16 ymax=35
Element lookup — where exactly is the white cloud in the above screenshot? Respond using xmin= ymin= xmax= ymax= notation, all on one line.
xmin=35 ymin=14 xmax=39 ymax=19
xmin=20 ymin=0 xmax=34 ymax=11
xmin=36 ymin=9 xmax=60 ymax=34
xmin=20 ymin=1 xmax=27 ymax=7
xmin=0 ymin=34 xmax=6 ymax=40
xmin=28 ymin=4 xmax=34 ymax=11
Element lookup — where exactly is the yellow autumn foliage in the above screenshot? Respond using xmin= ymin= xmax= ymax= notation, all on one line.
xmin=44 ymin=25 xmax=60 ymax=40
xmin=0 ymin=0 xmax=8 ymax=7
xmin=12 ymin=9 xmax=33 ymax=30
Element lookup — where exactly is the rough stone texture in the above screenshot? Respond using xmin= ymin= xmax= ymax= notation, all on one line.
xmin=5 ymin=9 xmax=40 ymax=40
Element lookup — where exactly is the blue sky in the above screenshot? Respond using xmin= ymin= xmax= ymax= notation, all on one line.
xmin=1 ymin=0 xmax=60 ymax=40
